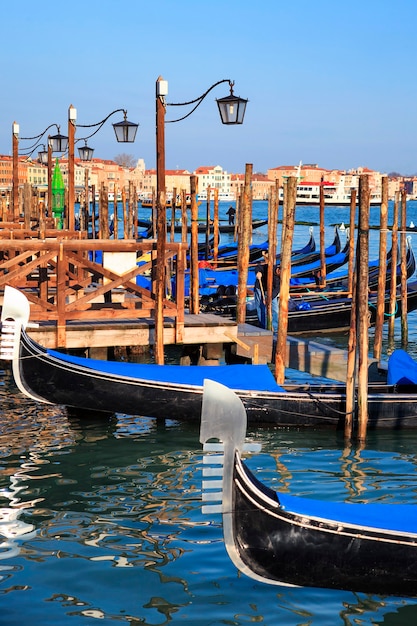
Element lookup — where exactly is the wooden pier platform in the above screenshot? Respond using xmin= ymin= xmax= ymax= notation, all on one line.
xmin=27 ymin=312 xmax=238 ymax=351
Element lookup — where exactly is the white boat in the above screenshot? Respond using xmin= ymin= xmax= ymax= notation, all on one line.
xmin=279 ymin=178 xmax=381 ymax=206
xmin=94 ymin=192 xmax=123 ymax=202
xmin=197 ymin=191 xmax=236 ymax=202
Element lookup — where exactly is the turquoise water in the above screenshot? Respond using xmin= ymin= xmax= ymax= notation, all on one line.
xmin=3 ymin=201 xmax=417 ymax=624
xmin=2 ymin=374 xmax=417 ymax=625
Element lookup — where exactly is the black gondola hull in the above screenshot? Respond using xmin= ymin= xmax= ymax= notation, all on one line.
xmin=232 ymin=456 xmax=417 ymax=596
xmin=11 ymin=330 xmax=417 ymax=428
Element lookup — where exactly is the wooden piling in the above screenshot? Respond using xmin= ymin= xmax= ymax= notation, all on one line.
xmin=205 ymin=186 xmax=211 ymax=261
xmin=129 ymin=182 xmax=135 ymax=239
xmin=122 ymin=187 xmax=127 ymax=239
xmin=91 ymin=185 xmax=96 ymax=238
xmin=190 ymin=175 xmax=200 ymax=315
xmin=100 ymin=184 xmax=109 ymax=239
xmin=113 ymin=185 xmax=119 ymax=239
xmin=388 ymin=191 xmax=399 ymax=347
xmin=373 ymin=176 xmax=388 ymax=360
xmin=151 ymin=188 xmax=157 ymax=239
xmin=236 ymin=164 xmax=253 ymax=325
xmin=400 ymin=187 xmax=408 ymax=348
xmin=82 ymin=169 xmax=89 ymax=233
xmin=154 ymin=177 xmax=166 ymax=364
xmin=319 ymin=183 xmax=326 ymax=284
xmin=234 ymin=187 xmax=241 ymax=242
xmin=170 ymin=187 xmax=177 ymax=243
xmin=345 ymin=270 xmax=357 ymax=440
xmin=357 ymin=175 xmax=370 ymax=442
xmin=347 ymin=188 xmax=356 ymax=296
xmin=181 ymin=189 xmax=188 ymax=244
xmin=266 ymin=183 xmax=279 ymax=329
xmin=213 ymin=188 xmax=219 ymax=264
xmin=275 ymin=176 xmax=297 ymax=385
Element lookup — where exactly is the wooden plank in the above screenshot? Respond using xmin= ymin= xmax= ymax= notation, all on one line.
xmin=26 ymin=313 xmax=238 ymax=350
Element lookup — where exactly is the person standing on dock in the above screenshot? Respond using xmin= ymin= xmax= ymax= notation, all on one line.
xmin=254 ymin=254 xmax=281 ymax=332
xmin=226 ymin=206 xmax=236 ymax=225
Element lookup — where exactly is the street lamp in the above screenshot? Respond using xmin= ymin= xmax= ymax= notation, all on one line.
xmin=154 ymin=76 xmax=248 ymax=364
xmin=66 ymin=107 xmax=139 ymax=229
xmin=13 ymin=122 xmax=67 ymax=223
xmin=37 ymin=144 xmax=49 ymax=165
xmin=112 ymin=111 xmax=139 ymax=143
xmin=12 ymin=122 xmax=19 ymax=220
xmin=49 ymin=129 xmax=69 ymax=153
xmin=78 ymin=140 xmax=95 ymax=162
xmin=216 ymin=81 xmax=248 ymax=125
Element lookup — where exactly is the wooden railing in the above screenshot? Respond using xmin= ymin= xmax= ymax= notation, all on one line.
xmin=0 ymin=237 xmax=188 ymax=347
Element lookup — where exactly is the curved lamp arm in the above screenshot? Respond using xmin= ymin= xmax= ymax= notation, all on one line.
xmin=76 ymin=108 xmax=127 ymax=141
xmin=19 ymin=123 xmax=61 ymax=155
xmin=166 ymin=79 xmax=234 ymax=123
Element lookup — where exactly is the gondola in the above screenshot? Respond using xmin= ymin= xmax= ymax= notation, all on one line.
xmin=290 ymin=237 xmax=413 ymax=291
xmin=3 ymin=286 xmax=417 ymax=428
xmin=204 ymin=278 xmax=417 ymax=334
xmin=200 ymin=379 xmax=417 ymax=596
xmin=215 ymin=227 xmax=317 ymax=267
xmin=184 ymin=238 xmax=350 ymax=297
xmin=284 ymin=225 xmax=341 ymax=268
xmin=214 ymin=226 xmax=339 ymax=269
xmin=168 ymin=219 xmax=268 ymax=234
xmin=201 ymin=240 xmax=417 ymax=331
xmin=136 ymin=217 xmax=267 ymax=234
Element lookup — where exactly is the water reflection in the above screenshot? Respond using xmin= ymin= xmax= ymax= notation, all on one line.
xmin=1 ymin=370 xmax=417 ymax=624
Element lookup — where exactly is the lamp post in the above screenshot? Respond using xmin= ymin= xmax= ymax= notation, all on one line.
xmin=12 ymin=122 xmax=19 ymax=221
xmin=68 ymin=105 xmax=76 ymax=230
xmin=14 ymin=123 xmax=67 ymax=227
xmin=155 ymin=78 xmax=168 ymax=368
xmin=66 ymin=107 xmax=139 ymax=230
xmin=154 ymin=76 xmax=248 ymax=364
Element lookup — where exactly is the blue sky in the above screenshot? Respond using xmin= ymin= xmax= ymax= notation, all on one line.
xmin=2 ymin=0 xmax=417 ymax=175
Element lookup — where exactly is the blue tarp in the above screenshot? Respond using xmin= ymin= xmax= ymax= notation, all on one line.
xmin=278 ymin=492 xmax=417 ymax=533
xmin=46 ymin=351 xmax=284 ymax=392
xmin=387 ymin=349 xmax=417 ymax=385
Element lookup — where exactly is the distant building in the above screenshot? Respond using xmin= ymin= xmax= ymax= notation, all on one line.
xmin=140 ymin=169 xmax=192 ymax=198
xmin=194 ymin=165 xmax=232 ymax=196
xmin=267 ymin=163 xmax=384 ymax=200
xmin=0 ymin=154 xmax=407 ymax=204
xmin=0 ymin=155 xmax=30 ymax=194
xmin=231 ymin=172 xmax=274 ymax=200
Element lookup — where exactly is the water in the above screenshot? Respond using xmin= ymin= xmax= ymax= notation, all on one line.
xmin=3 ymin=201 xmax=417 ymax=624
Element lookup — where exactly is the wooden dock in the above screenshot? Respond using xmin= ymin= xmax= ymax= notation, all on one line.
xmin=27 ymin=312 xmax=238 ymax=351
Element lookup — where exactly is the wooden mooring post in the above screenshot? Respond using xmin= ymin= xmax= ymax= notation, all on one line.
xmin=266 ymin=181 xmax=279 ymax=330
xmin=357 ymin=175 xmax=370 ymax=442
xmin=373 ymin=175 xmax=388 ymax=360
xmin=275 ymin=176 xmax=297 ymax=385
xmin=319 ymin=183 xmax=326 ymax=285
xmin=236 ymin=163 xmax=253 ymax=324
xmin=190 ymin=175 xmax=200 ymax=315
xmin=345 ymin=270 xmax=357 ymax=440
xmin=400 ymin=187 xmax=408 ymax=348
xmin=347 ymin=188 xmax=356 ymax=296
xmin=205 ymin=186 xmax=211 ymax=260
xmin=213 ymin=188 xmax=219 ymax=265
xmin=388 ymin=191 xmax=399 ymax=349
